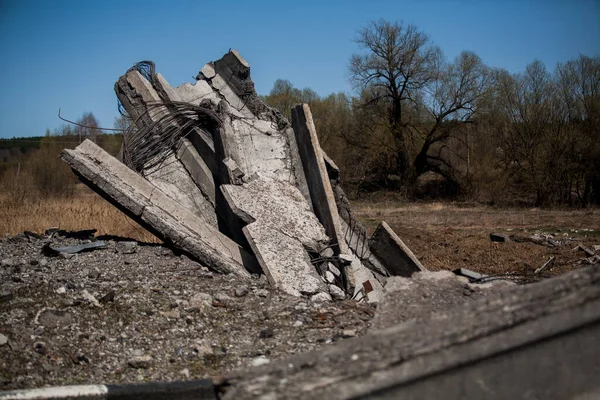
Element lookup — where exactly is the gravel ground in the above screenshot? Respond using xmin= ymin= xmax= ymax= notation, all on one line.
xmin=0 ymin=232 xmax=376 ymax=390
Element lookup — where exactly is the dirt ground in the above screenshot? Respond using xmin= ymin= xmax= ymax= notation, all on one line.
xmin=1 ymin=197 xmax=598 ymax=391
xmin=354 ymin=199 xmax=600 ymax=278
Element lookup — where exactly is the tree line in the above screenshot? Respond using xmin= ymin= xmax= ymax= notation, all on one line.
xmin=264 ymin=20 xmax=600 ymax=207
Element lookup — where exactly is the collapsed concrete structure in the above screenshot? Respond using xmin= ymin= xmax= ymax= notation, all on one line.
xmin=61 ymin=50 xmax=425 ymax=301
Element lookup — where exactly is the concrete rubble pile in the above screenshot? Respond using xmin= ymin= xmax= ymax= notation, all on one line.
xmin=60 ymin=50 xmax=426 ymax=302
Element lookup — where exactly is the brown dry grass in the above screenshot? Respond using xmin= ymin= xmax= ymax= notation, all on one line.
xmin=0 ymin=186 xmax=158 ymax=242
xmin=353 ymin=199 xmax=600 ymax=277
xmin=2 ymin=187 xmax=598 ymax=278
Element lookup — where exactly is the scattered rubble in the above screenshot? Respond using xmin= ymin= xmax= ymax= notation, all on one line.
xmin=60 ymin=50 xmax=425 ymax=301
xmin=0 ymin=233 xmax=375 ymax=390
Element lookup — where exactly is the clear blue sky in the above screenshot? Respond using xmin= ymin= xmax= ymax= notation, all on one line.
xmin=0 ymin=0 xmax=598 ymax=138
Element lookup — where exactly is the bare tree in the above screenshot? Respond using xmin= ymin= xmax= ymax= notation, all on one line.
xmin=76 ymin=112 xmax=102 ymax=143
xmin=349 ymin=20 xmax=494 ymax=191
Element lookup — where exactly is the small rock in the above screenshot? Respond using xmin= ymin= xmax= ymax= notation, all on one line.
xmin=329 ymin=285 xmax=346 ymax=300
xmin=180 ymin=368 xmax=190 ymax=378
xmin=325 ymin=271 xmax=335 ymax=283
xmin=118 ymin=241 xmax=138 ymax=254
xmin=128 ymin=355 xmax=152 ymax=369
xmin=259 ymin=328 xmax=274 ymax=339
xmin=33 ymin=341 xmax=48 ymax=355
xmin=188 ymin=293 xmax=213 ymax=310
xmin=328 ymin=263 xmax=341 ymax=277
xmin=81 ymin=290 xmax=101 ymax=307
xmin=160 ymin=310 xmax=181 ymax=319
xmin=255 ymin=289 xmax=270 ymax=298
xmin=234 ymin=286 xmax=249 ymax=297
xmin=293 ymin=320 xmax=303 ymax=327
xmin=342 ymin=329 xmax=357 ymax=338
xmin=193 ymin=341 xmax=213 ymax=357
xmin=0 ymin=333 xmax=8 ymax=346
xmin=214 ymin=292 xmax=232 ymax=303
xmin=60 ymin=253 xmax=75 ymax=260
xmin=1 ymin=259 xmax=12 ymax=268
xmin=29 ymin=259 xmax=39 ymax=266
xmin=99 ymin=291 xmax=115 ymax=303
xmin=311 ymin=292 xmax=332 ymax=303
xmin=0 ymin=290 xmax=14 ymax=303
xmin=251 ymin=356 xmax=270 ymax=367
xmin=320 ymin=247 xmax=334 ymax=258
xmin=39 ymin=259 xmax=48 ymax=268
xmin=56 ymin=287 xmax=67 ymax=294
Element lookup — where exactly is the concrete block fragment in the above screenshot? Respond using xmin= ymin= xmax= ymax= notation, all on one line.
xmin=490 ymin=233 xmax=510 ymax=242
xmin=155 ymin=73 xmax=183 ymax=102
xmin=145 ymin=153 xmax=218 ymax=227
xmin=176 ymin=138 xmax=216 ymax=206
xmin=291 ymin=104 xmax=348 ymax=255
xmin=60 ymin=140 xmax=253 ymax=277
xmin=175 ymin=81 xmax=219 ymax=106
xmin=370 ymin=221 xmax=426 ymax=277
xmin=222 ymin=176 xmax=328 ymax=297
xmin=222 ymin=157 xmax=245 ymax=185
xmin=199 ymin=63 xmax=216 ymax=79
xmin=347 ymin=253 xmax=383 ymax=303
xmin=186 ymin=128 xmax=217 ymax=175
xmin=244 ymin=223 xmax=324 ymax=297
xmin=329 ymin=284 xmax=346 ymax=300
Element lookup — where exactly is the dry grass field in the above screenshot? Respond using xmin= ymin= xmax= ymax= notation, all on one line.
xmin=353 ymin=196 xmax=600 ymax=277
xmin=0 ymin=187 xmax=158 ymax=243
xmin=2 ymin=188 xmax=598 ymax=278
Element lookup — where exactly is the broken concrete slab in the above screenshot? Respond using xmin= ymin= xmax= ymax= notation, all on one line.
xmin=176 ymin=138 xmax=216 ymax=207
xmin=221 ymin=175 xmax=329 ymax=296
xmin=115 ymin=67 xmax=219 ymax=227
xmin=221 ymin=266 xmax=600 ymax=400
xmin=60 ymin=140 xmax=253 ymax=277
xmin=291 ymin=104 xmax=347 ymax=255
xmin=371 ymin=270 xmax=512 ymax=331
xmin=369 ymin=221 xmax=426 ymax=277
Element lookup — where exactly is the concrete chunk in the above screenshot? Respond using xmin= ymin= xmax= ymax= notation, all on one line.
xmin=176 ymin=138 xmax=216 ymax=207
xmin=291 ymin=104 xmax=348 ymax=255
xmin=61 ymin=140 xmax=252 ymax=277
xmin=222 ymin=176 xmax=328 ymax=296
xmin=370 ymin=221 xmax=426 ymax=277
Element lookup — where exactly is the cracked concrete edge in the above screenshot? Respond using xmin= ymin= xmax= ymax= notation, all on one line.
xmin=60 ymin=140 xmax=251 ymax=277
xmin=221 ymin=265 xmax=600 ymax=399
xmin=370 ymin=221 xmax=426 ymax=277
xmin=291 ymin=104 xmax=348 ymax=255
xmin=176 ymin=138 xmax=216 ymax=207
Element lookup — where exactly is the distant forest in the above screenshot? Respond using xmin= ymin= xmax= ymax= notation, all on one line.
xmin=1 ymin=20 xmax=598 ymax=207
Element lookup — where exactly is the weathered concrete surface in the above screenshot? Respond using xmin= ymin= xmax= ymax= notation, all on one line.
xmin=369 ymin=221 xmax=425 ymax=277
xmin=145 ymin=153 xmax=218 ymax=227
xmin=176 ymin=138 xmax=216 ymax=207
xmin=222 ymin=176 xmax=328 ymax=296
xmin=291 ymin=104 xmax=347 ymax=255
xmin=60 ymin=140 xmax=252 ymax=277
xmin=115 ymin=70 xmax=217 ymax=226
xmin=371 ymin=270 xmax=512 ymax=330
xmin=221 ymin=266 xmax=600 ymax=399
xmin=346 ymin=253 xmax=384 ymax=303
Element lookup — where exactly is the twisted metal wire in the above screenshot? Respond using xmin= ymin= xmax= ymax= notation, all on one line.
xmin=122 ymin=101 xmax=221 ymax=174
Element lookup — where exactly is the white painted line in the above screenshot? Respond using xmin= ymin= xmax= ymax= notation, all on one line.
xmin=0 ymin=385 xmax=108 ymax=399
